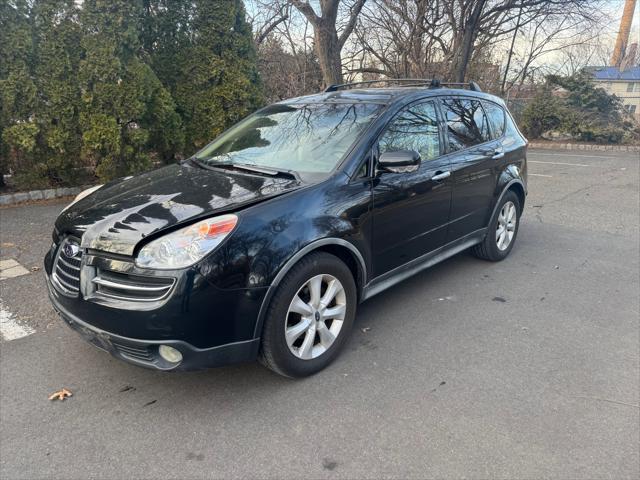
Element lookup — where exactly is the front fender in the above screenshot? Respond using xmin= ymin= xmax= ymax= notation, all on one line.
xmin=199 ymin=176 xmax=372 ymax=292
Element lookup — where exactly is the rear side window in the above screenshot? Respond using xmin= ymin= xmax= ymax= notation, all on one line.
xmin=503 ymin=110 xmax=527 ymax=147
xmin=482 ymin=101 xmax=506 ymax=139
xmin=378 ymin=101 xmax=441 ymax=161
xmin=441 ymin=98 xmax=490 ymax=151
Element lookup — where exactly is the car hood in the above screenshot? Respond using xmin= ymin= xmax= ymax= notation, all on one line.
xmin=56 ymin=163 xmax=302 ymax=256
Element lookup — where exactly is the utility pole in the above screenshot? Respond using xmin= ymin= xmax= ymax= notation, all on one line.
xmin=610 ymin=0 xmax=637 ymax=67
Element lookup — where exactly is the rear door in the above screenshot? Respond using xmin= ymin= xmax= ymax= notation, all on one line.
xmin=371 ymin=100 xmax=452 ymax=277
xmin=440 ymin=97 xmax=501 ymax=241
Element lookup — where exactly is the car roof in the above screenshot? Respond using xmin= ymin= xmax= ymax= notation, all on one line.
xmin=280 ymin=87 xmax=506 ymax=108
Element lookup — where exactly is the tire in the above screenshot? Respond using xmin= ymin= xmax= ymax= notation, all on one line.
xmin=258 ymin=251 xmax=357 ymax=378
xmin=472 ymin=190 xmax=521 ymax=262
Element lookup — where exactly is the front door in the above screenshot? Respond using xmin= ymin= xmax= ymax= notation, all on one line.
xmin=371 ymin=100 xmax=452 ymax=277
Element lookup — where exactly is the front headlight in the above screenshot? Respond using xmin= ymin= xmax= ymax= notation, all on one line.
xmin=135 ymin=214 xmax=238 ymax=269
xmin=61 ymin=184 xmax=103 ymax=212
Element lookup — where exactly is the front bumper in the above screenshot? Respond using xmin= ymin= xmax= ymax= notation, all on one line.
xmin=49 ymin=283 xmax=261 ymax=371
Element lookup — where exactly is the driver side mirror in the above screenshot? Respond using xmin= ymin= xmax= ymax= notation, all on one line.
xmin=378 ymin=150 xmax=421 ymax=174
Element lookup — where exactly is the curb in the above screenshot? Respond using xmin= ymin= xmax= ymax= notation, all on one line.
xmin=0 ymin=186 xmax=92 ymax=207
xmin=529 ymin=142 xmax=640 ymax=152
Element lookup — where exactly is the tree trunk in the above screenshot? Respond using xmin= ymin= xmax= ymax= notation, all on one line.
xmin=452 ymin=0 xmax=487 ymax=83
xmin=314 ymin=22 xmax=343 ymax=86
xmin=290 ymin=0 xmax=362 ymax=88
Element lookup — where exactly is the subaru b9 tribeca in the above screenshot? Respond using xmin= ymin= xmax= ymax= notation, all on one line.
xmin=45 ymin=81 xmax=527 ymax=377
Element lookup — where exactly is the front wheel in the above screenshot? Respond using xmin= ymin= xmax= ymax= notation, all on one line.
xmin=472 ymin=190 xmax=521 ymax=261
xmin=258 ymin=252 xmax=357 ymax=378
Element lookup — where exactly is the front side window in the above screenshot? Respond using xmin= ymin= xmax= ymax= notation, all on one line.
xmin=378 ymin=101 xmax=441 ymax=161
xmin=482 ymin=101 xmax=506 ymax=139
xmin=194 ymin=103 xmax=382 ymax=177
xmin=627 ymin=82 xmax=635 ymax=92
xmin=441 ymin=98 xmax=490 ymax=151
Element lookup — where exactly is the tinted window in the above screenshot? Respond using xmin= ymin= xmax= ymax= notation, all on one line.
xmin=441 ymin=98 xmax=490 ymax=151
xmin=482 ymin=101 xmax=506 ymax=138
xmin=378 ymin=101 xmax=440 ymax=161
xmin=194 ymin=103 xmax=381 ymax=175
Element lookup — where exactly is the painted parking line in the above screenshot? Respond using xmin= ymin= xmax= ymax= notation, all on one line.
xmin=0 ymin=301 xmax=35 ymax=341
xmin=0 ymin=259 xmax=30 ymax=281
xmin=529 ymin=173 xmax=553 ymax=178
xmin=528 ymin=160 xmax=591 ymax=167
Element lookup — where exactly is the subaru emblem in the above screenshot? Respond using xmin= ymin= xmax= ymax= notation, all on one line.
xmin=63 ymin=243 xmax=80 ymax=258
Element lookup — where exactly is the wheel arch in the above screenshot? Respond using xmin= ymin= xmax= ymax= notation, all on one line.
xmin=489 ymin=178 xmax=526 ymax=225
xmin=507 ymin=181 xmax=526 ymax=211
xmin=252 ymin=238 xmax=367 ymax=339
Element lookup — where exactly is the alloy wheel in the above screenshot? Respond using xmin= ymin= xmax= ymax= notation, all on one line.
xmin=285 ymin=274 xmax=347 ymax=360
xmin=496 ymin=201 xmax=517 ymax=251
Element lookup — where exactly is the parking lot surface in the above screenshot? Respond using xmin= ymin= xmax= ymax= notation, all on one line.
xmin=1 ymin=149 xmax=638 ymax=479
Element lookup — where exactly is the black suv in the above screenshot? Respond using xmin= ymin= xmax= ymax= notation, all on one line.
xmin=45 ymin=80 xmax=527 ymax=377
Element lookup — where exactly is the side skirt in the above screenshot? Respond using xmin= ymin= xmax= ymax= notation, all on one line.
xmin=361 ymin=228 xmax=486 ymax=301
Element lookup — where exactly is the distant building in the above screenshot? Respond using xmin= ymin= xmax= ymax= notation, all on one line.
xmin=588 ymin=66 xmax=640 ymax=121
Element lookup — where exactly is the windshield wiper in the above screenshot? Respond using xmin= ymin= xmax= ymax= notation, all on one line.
xmin=200 ymin=161 xmax=300 ymax=181
xmin=234 ymin=163 xmax=300 ymax=180
xmin=185 ymin=157 xmax=207 ymax=169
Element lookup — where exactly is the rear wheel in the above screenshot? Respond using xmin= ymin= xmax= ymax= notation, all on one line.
xmin=259 ymin=252 xmax=357 ymax=378
xmin=472 ymin=190 xmax=521 ymax=261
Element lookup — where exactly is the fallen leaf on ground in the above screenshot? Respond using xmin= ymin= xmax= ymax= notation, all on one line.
xmin=31 ymin=266 xmax=41 ymax=272
xmin=361 ymin=327 xmax=371 ymax=333
xmin=48 ymin=388 xmax=72 ymax=401
xmin=1 ymin=242 xmax=15 ymax=247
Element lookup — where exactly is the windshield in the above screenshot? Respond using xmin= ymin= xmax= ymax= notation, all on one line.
xmin=194 ymin=103 xmax=382 ymax=178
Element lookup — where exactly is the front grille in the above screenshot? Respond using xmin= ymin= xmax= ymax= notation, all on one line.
xmin=112 ymin=341 xmax=155 ymax=363
xmin=52 ymin=237 xmax=82 ymax=295
xmin=92 ymin=269 xmax=174 ymax=303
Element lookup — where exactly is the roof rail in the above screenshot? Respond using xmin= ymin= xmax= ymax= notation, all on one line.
xmin=323 ymin=78 xmax=482 ymax=93
xmin=436 ymin=81 xmax=483 ymax=92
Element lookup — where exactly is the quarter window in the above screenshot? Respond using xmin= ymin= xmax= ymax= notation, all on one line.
xmin=378 ymin=101 xmax=441 ymax=161
xmin=482 ymin=101 xmax=506 ymax=139
xmin=441 ymin=98 xmax=491 ymax=151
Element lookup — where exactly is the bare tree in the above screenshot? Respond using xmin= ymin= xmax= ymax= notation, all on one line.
xmin=247 ymin=0 xmax=291 ymax=46
xmin=251 ymin=0 xmax=609 ymax=96
xmin=449 ymin=0 xmax=605 ymax=82
xmin=248 ymin=0 xmax=323 ymax=100
xmin=348 ymin=0 xmax=452 ymax=79
xmin=502 ymin=13 xmax=604 ymax=92
xmin=289 ymin=0 xmax=367 ymax=86
xmin=349 ymin=0 xmax=604 ymax=85
xmin=257 ymin=36 xmax=323 ymax=101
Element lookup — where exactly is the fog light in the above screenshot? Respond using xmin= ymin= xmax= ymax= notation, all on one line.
xmin=159 ymin=345 xmax=183 ymax=364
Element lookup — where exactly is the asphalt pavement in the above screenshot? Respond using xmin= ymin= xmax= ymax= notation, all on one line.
xmin=0 ymin=149 xmax=638 ymax=479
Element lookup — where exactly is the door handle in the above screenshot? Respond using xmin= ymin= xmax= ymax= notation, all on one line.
xmin=480 ymin=147 xmax=495 ymax=156
xmin=431 ymin=171 xmax=451 ymax=181
xmin=480 ymin=147 xmax=504 ymax=159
